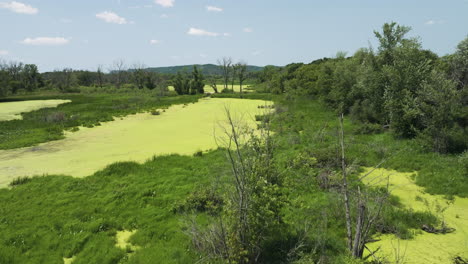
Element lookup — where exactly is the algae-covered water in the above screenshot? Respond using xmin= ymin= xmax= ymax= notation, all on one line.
xmin=362 ymin=168 xmax=468 ymax=263
xmin=0 ymin=98 xmax=272 ymax=187
xmin=0 ymin=99 xmax=71 ymax=121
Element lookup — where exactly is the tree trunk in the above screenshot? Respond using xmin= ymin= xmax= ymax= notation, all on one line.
xmin=340 ymin=113 xmax=353 ymax=251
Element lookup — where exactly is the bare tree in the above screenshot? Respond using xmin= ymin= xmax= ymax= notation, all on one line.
xmin=217 ymin=57 xmax=232 ymax=91
xmin=339 ymin=113 xmax=390 ymax=259
xmin=111 ymin=59 xmax=127 ymax=89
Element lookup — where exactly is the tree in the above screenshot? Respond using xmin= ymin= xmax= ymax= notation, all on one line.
xmin=218 ymin=57 xmax=232 ymax=91
xmin=132 ymin=63 xmax=147 ymax=89
xmin=22 ymin=64 xmax=40 ymax=92
xmin=111 ymin=59 xmax=126 ymax=89
xmin=96 ymin=65 xmax=105 ymax=89
xmin=52 ymin=68 xmax=76 ymax=92
xmin=418 ymin=71 xmax=466 ymax=153
xmin=188 ymin=109 xmax=286 ymax=263
xmin=450 ymin=35 xmax=468 ymax=89
xmin=374 ymin=22 xmax=411 ymax=65
xmin=145 ymin=72 xmax=157 ymax=90
xmin=236 ymin=62 xmax=248 ymax=96
xmin=231 ymin=63 xmax=239 ymax=90
xmin=173 ymin=72 xmax=190 ymax=95
xmin=76 ymin=71 xmax=96 ymax=87
xmin=190 ymin=65 xmax=205 ymax=94
xmin=208 ymin=76 xmax=219 ymax=93
xmin=339 ymin=114 xmax=389 ymax=259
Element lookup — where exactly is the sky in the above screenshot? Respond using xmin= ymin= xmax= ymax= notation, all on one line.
xmin=0 ymin=0 xmax=467 ymax=72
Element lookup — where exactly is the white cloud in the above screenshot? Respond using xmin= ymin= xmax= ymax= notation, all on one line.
xmin=187 ymin=27 xmax=219 ymax=37
xmin=223 ymin=33 xmax=231 ymax=37
xmin=243 ymin=27 xmax=253 ymax=33
xmin=200 ymin=53 xmax=207 ymax=58
xmin=425 ymin=19 xmax=444 ymax=25
xmin=150 ymin=39 xmax=160 ymax=44
xmin=206 ymin=5 xmax=222 ymax=12
xmin=155 ymin=0 xmax=174 ymax=8
xmin=252 ymin=50 xmax=262 ymax=56
xmin=96 ymin=11 xmax=128 ymax=24
xmin=160 ymin=13 xmax=169 ymax=18
xmin=0 ymin=1 xmax=38 ymax=14
xmin=60 ymin=18 xmax=72 ymax=23
xmin=21 ymin=37 xmax=70 ymax=46
xmin=0 ymin=50 xmax=9 ymax=55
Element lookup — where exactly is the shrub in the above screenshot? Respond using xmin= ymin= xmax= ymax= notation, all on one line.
xmin=44 ymin=112 xmax=67 ymax=123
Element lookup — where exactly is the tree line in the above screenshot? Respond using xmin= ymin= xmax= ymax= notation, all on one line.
xmin=0 ymin=58 xmax=259 ymax=96
xmin=257 ymin=22 xmax=467 ymax=154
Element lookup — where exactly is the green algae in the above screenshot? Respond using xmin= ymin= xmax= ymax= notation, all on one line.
xmin=362 ymin=167 xmax=468 ymax=263
xmin=0 ymin=98 xmax=272 ymax=187
xmin=63 ymin=256 xmax=75 ymax=264
xmin=115 ymin=230 xmax=139 ymax=253
xmin=0 ymin=99 xmax=71 ymax=121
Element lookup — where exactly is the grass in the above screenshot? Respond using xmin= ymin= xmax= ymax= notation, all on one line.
xmin=0 ymin=151 xmax=230 ymax=263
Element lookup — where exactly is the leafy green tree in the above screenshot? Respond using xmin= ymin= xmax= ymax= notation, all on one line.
xmin=173 ymin=72 xmax=190 ymax=95
xmin=450 ymin=35 xmax=468 ymax=89
xmin=190 ymin=65 xmax=205 ymax=94
xmin=418 ymin=71 xmax=466 ymax=153
xmin=76 ymin=71 xmax=96 ymax=87
xmin=374 ymin=22 xmax=411 ymax=65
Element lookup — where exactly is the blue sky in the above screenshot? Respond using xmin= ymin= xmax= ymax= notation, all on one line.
xmin=0 ymin=0 xmax=467 ymax=72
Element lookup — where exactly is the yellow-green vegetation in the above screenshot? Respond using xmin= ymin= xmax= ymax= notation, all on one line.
xmin=0 ymin=98 xmax=272 ymax=187
xmin=115 ymin=230 xmax=139 ymax=257
xmin=362 ymin=167 xmax=468 ymax=263
xmin=168 ymin=84 xmax=254 ymax=93
xmin=0 ymin=99 xmax=71 ymax=121
xmin=63 ymin=256 xmax=75 ymax=264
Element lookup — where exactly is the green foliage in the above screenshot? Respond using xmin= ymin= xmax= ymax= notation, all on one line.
xmin=259 ymin=22 xmax=467 ymax=154
xmin=190 ymin=65 xmax=205 ymax=94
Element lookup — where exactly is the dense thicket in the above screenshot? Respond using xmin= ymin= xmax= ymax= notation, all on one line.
xmin=257 ymin=23 xmax=467 ymax=154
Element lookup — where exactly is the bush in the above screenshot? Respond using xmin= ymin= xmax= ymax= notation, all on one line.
xmin=353 ymin=122 xmax=384 ymax=135
xmin=44 ymin=112 xmax=67 ymax=123
xmin=173 ymin=187 xmax=223 ymax=215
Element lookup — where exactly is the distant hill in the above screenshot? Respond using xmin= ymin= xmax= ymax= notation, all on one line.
xmin=144 ymin=64 xmax=271 ymax=75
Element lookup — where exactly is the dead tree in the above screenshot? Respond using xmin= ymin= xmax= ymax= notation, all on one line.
xmin=217 ymin=57 xmax=232 ymax=91
xmin=339 ymin=113 xmax=389 ymax=259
